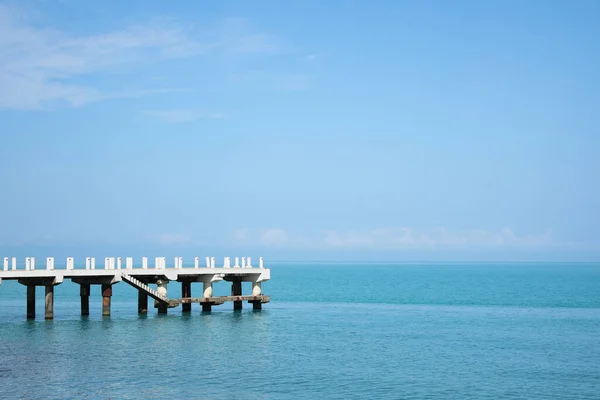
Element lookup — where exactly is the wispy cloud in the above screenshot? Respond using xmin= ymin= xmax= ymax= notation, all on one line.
xmin=144 ymin=109 xmax=225 ymax=123
xmin=157 ymin=233 xmax=193 ymax=246
xmin=233 ymin=228 xmax=250 ymax=242
xmin=231 ymin=226 xmax=563 ymax=250
xmin=0 ymin=5 xmax=288 ymax=110
xmin=260 ymin=228 xmax=289 ymax=247
xmin=320 ymin=227 xmax=556 ymax=249
xmin=0 ymin=5 xmax=201 ymax=109
xmin=232 ymin=228 xmax=291 ymax=247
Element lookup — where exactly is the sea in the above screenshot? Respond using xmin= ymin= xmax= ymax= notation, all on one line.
xmin=0 ymin=262 xmax=598 ymax=399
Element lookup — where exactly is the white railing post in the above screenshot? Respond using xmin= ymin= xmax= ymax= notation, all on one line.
xmin=3 ymin=257 xmax=8 ymax=271
xmin=247 ymin=257 xmax=252 ymax=268
xmin=241 ymin=257 xmax=246 ymax=268
xmin=174 ymin=256 xmax=183 ymax=269
xmin=142 ymin=257 xmax=148 ymax=269
xmin=194 ymin=257 xmax=199 ymax=268
xmin=46 ymin=257 xmax=53 ymax=270
xmin=210 ymin=257 xmax=215 ymax=268
xmin=31 ymin=257 xmax=36 ymax=270
xmin=224 ymin=256 xmax=230 ymax=268
xmin=26 ymin=257 xmax=31 ymax=271
xmin=259 ymin=257 xmax=264 ymax=269
xmin=234 ymin=257 xmax=240 ymax=268
xmin=12 ymin=257 xmax=17 ymax=270
xmin=105 ymin=257 xmax=110 ymax=270
xmin=205 ymin=257 xmax=210 ymax=268
xmin=67 ymin=257 xmax=74 ymax=270
xmin=126 ymin=257 xmax=133 ymax=269
xmin=85 ymin=257 xmax=90 ymax=270
xmin=117 ymin=257 xmax=122 ymax=270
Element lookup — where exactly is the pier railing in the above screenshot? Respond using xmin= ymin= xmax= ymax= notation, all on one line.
xmin=2 ymin=256 xmax=265 ymax=271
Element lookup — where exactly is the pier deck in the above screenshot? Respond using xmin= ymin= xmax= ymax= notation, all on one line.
xmin=0 ymin=256 xmax=270 ymax=318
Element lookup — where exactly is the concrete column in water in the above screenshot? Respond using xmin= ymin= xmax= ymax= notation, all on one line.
xmin=45 ymin=285 xmax=54 ymax=320
xmin=181 ymin=281 xmax=191 ymax=313
xmin=27 ymin=285 xmax=35 ymax=320
xmin=80 ymin=284 xmax=90 ymax=316
xmin=156 ymin=280 xmax=168 ymax=314
xmin=157 ymin=303 xmax=168 ymax=314
xmin=202 ymin=281 xmax=213 ymax=312
xmin=252 ymin=281 xmax=262 ymax=310
xmin=138 ymin=289 xmax=148 ymax=313
xmin=101 ymin=283 xmax=112 ymax=316
xmin=232 ymin=280 xmax=242 ymax=310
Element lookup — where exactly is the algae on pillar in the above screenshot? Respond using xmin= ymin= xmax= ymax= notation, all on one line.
xmin=102 ymin=283 xmax=112 ymax=316
xmin=45 ymin=285 xmax=54 ymax=320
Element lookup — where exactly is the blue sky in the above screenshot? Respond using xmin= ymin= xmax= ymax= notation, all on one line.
xmin=0 ymin=0 xmax=598 ymax=261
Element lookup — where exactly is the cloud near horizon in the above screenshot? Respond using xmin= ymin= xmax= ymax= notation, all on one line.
xmin=232 ymin=226 xmax=561 ymax=250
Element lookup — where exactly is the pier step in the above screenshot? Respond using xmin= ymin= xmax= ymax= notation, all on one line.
xmin=120 ymin=273 xmax=174 ymax=305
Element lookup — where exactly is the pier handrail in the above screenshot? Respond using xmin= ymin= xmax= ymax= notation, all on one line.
xmin=2 ymin=256 xmax=265 ymax=271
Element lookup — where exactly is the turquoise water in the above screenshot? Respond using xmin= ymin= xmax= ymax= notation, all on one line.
xmin=0 ymin=263 xmax=599 ymax=399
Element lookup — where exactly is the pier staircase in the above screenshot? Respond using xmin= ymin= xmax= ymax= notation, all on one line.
xmin=120 ymin=273 xmax=180 ymax=308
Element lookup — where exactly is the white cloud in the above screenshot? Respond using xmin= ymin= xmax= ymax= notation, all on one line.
xmin=0 ymin=5 xmax=285 ymax=110
xmin=229 ymin=226 xmax=556 ymax=250
xmin=260 ymin=228 xmax=289 ymax=247
xmin=318 ymin=227 xmax=556 ymax=249
xmin=233 ymin=228 xmax=250 ymax=242
xmin=144 ymin=109 xmax=225 ymax=123
xmin=0 ymin=5 xmax=200 ymax=109
xmin=157 ymin=233 xmax=192 ymax=246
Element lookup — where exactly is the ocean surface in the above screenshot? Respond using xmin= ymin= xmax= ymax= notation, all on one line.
xmin=0 ymin=262 xmax=599 ymax=399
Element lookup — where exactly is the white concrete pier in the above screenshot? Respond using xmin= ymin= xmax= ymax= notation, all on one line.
xmin=0 ymin=256 xmax=270 ymax=319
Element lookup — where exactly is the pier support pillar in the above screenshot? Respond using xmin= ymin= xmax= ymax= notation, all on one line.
xmin=251 ymin=301 xmax=262 ymax=311
xmin=45 ymin=285 xmax=54 ymax=320
xmin=181 ymin=282 xmax=191 ymax=313
xmin=156 ymin=280 xmax=168 ymax=314
xmin=201 ymin=303 xmax=212 ymax=312
xmin=80 ymin=284 xmax=90 ymax=316
xmin=232 ymin=281 xmax=242 ymax=310
xmin=251 ymin=281 xmax=262 ymax=310
xmin=157 ymin=303 xmax=168 ymax=314
xmin=27 ymin=285 xmax=35 ymax=320
xmin=101 ymin=284 xmax=112 ymax=317
xmin=203 ymin=282 xmax=213 ymax=298
xmin=138 ymin=290 xmax=148 ymax=313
